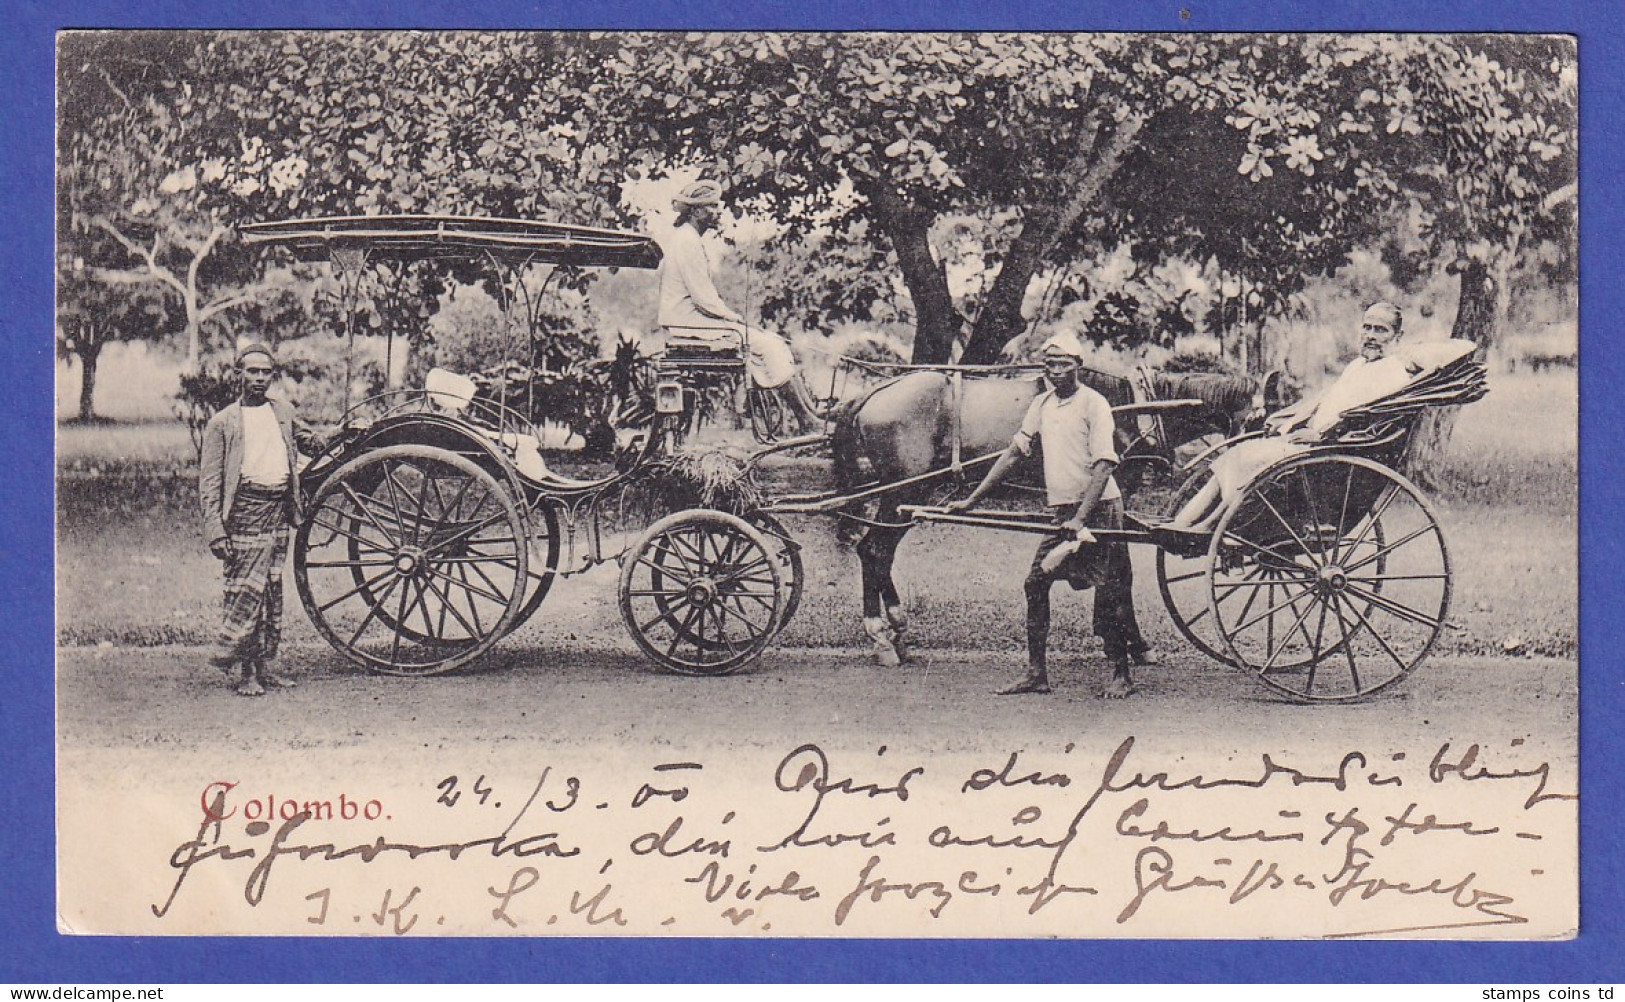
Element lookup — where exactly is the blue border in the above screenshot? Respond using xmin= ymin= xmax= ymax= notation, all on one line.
xmin=7 ymin=0 xmax=1619 ymax=983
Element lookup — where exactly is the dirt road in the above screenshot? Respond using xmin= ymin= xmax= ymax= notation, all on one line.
xmin=59 ymin=638 xmax=1576 ymax=758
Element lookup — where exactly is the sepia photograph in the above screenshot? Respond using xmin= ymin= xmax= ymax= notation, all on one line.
xmin=41 ymin=22 xmax=1594 ymax=956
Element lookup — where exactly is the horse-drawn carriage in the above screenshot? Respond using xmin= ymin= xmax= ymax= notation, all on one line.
xmin=243 ymin=214 xmax=1487 ymax=703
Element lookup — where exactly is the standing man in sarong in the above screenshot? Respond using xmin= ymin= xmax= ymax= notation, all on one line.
xmin=949 ymin=331 xmax=1150 ymax=697
xmin=199 ymin=344 xmax=323 ymax=696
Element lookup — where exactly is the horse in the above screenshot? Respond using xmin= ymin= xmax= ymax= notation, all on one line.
xmin=829 ymin=364 xmax=1282 ymax=665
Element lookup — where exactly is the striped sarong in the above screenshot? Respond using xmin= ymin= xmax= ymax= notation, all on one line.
xmin=217 ymin=483 xmax=289 ymax=662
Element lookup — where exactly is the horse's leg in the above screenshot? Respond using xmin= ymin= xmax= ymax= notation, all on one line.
xmin=856 ymin=518 xmax=906 ymax=667
xmin=872 ymin=496 xmax=912 ymax=660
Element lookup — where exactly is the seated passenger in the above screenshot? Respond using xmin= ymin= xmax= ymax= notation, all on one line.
xmin=654 ymin=179 xmax=823 ymax=431
xmin=1169 ymin=302 xmax=1434 ymax=532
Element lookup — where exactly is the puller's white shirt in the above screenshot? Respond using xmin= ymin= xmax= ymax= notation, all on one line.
xmin=1014 ymin=385 xmax=1122 ymax=507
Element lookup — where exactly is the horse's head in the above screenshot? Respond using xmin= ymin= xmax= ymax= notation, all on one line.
xmin=1258 ymin=369 xmax=1304 ymax=428
xmin=590 ymin=334 xmax=659 ymax=466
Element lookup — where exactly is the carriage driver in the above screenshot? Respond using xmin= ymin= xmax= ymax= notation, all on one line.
xmin=656 ymin=179 xmax=824 ymax=431
xmin=949 ymin=331 xmax=1151 ymax=697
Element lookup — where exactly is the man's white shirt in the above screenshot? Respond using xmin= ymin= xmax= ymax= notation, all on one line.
xmin=239 ymin=403 xmax=290 ymax=488
xmin=1014 ymin=386 xmax=1121 ymax=507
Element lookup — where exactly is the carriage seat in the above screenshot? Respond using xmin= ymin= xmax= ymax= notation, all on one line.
xmin=656 ymin=330 xmax=747 ymax=376
xmin=424 ymin=367 xmax=478 ymax=412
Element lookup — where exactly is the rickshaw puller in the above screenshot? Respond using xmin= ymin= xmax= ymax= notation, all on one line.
xmin=949 ymin=331 xmax=1150 ymax=697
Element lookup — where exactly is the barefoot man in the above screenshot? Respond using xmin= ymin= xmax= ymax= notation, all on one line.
xmin=949 ymin=331 xmax=1149 ymax=697
xmin=199 ymin=343 xmax=324 ymax=696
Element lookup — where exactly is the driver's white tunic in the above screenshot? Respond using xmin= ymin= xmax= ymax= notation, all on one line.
xmin=654 ymin=222 xmax=797 ymax=388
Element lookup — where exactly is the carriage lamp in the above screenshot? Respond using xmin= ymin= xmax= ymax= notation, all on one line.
xmin=656 ymin=381 xmax=685 ymax=414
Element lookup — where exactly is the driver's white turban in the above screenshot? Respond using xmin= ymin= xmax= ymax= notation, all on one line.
xmin=672 ymin=179 xmax=723 ymax=207
xmin=1040 ymin=331 xmax=1087 ymax=360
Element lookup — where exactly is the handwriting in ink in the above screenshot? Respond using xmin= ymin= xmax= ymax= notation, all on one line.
xmin=1429 ymin=742 xmax=1573 ymax=809
xmin=833 ymin=855 xmax=952 ymax=925
xmin=489 ymin=867 xmax=540 ymax=928
xmin=758 ymin=743 xmax=923 ymax=852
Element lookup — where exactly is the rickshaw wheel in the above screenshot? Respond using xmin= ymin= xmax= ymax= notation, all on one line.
xmin=295 ymin=444 xmax=528 ymax=676
xmin=1208 ymin=454 xmax=1450 ymax=702
xmin=1155 ymin=455 xmax=1240 ymax=668
xmin=746 ymin=510 xmax=804 ymax=635
xmin=619 ymin=509 xmax=783 ymax=676
xmin=1157 ymin=455 xmax=1379 ymax=673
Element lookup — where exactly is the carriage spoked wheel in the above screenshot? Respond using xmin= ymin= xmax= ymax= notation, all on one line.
xmin=295 ymin=444 xmax=528 ymax=676
xmin=1156 ymin=454 xmax=1383 ymax=674
xmin=619 ymin=510 xmax=784 ymax=675
xmin=747 ymin=387 xmax=788 ymax=443
xmin=746 ymin=510 xmax=804 ymax=635
xmin=1207 ymin=454 xmax=1450 ymax=702
xmin=508 ymin=500 xmax=562 ymax=638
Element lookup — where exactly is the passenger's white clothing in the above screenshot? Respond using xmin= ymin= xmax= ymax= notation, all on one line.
xmin=1213 ymin=354 xmax=1416 ymax=496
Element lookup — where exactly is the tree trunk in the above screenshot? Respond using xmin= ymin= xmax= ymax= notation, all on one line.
xmin=959 ymin=113 xmax=1145 ymax=365
xmin=1410 ymin=254 xmax=1511 ymax=487
xmin=184 ymin=293 xmax=202 ymax=371
xmin=76 ymin=340 xmax=102 ymax=422
xmin=1449 ymin=256 xmax=1510 ymax=351
xmin=861 ymin=181 xmax=963 ymax=365
xmin=959 ymin=208 xmax=1058 ymax=365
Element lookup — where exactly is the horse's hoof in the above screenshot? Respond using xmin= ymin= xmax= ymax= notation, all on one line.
xmin=864 ymin=617 xmax=903 ymax=667
xmin=997 ymin=676 xmax=1052 ymax=696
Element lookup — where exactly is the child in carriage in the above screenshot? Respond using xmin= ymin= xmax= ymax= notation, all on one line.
xmin=1165 ymin=302 xmax=1474 ymax=533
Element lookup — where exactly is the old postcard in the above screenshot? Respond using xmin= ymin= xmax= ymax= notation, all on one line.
xmin=55 ymin=30 xmax=1577 ymax=939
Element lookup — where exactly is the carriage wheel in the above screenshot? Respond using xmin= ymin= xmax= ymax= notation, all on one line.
xmin=296 ymin=444 xmax=528 ymax=676
xmin=1208 ymin=455 xmax=1450 ymax=702
xmin=748 ymin=387 xmax=787 ymax=443
xmin=1154 ymin=456 xmax=1240 ymax=668
xmin=619 ymin=510 xmax=783 ymax=676
xmin=508 ymin=500 xmax=561 ymax=636
xmin=746 ymin=511 xmax=804 ymax=635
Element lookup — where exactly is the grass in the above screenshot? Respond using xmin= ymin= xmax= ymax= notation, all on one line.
xmin=1428 ymin=369 xmax=1577 ymax=513
xmin=55 ymin=370 xmax=1577 ymax=659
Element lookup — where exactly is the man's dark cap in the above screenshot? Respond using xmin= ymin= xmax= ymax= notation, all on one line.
xmin=236 ymin=342 xmax=276 ymax=366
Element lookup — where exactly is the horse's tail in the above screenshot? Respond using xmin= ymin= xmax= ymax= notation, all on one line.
xmin=829 ymin=395 xmax=868 ymax=499
xmin=830 ymin=378 xmax=903 ymax=546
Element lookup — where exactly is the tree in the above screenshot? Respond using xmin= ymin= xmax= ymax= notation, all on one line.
xmin=577 ymin=34 xmax=1191 ymax=363
xmin=56 ymin=32 xmax=1574 ymax=396
xmin=184 ymin=32 xmax=646 ymax=381
xmin=55 ymin=247 xmax=167 ymax=421
xmin=571 ymin=34 xmax=1574 ymax=370
xmin=57 ymin=33 xmax=298 ymax=370
xmin=1384 ymin=35 xmax=1576 ymax=349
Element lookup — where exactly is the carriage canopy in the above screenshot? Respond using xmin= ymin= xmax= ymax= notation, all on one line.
xmin=239 ymin=214 xmax=664 ymax=270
